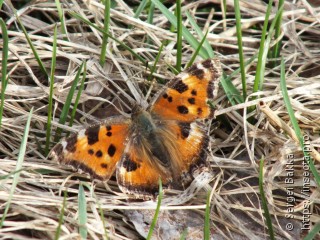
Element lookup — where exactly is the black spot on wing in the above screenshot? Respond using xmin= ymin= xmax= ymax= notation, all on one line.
xmin=187 ymin=64 xmax=205 ymax=79
xmin=191 ymin=89 xmax=197 ymax=96
xmin=186 ymin=63 xmax=198 ymax=72
xmin=177 ymin=105 xmax=189 ymax=114
xmin=66 ymin=135 xmax=77 ymax=152
xmin=207 ymin=80 xmax=214 ymax=99
xmin=106 ymin=125 xmax=112 ymax=137
xmin=202 ymin=59 xmax=213 ymax=69
xmin=190 ymin=133 xmax=209 ymax=171
xmin=163 ymin=93 xmax=173 ymax=103
xmin=53 ymin=143 xmax=63 ymax=155
xmin=108 ymin=144 xmax=116 ymax=157
xmin=203 ymin=59 xmax=220 ymax=82
xmin=197 ymin=107 xmax=203 ymax=115
xmin=193 ymin=69 xmax=205 ymax=79
xmin=172 ymin=78 xmax=188 ymax=93
xmin=188 ymin=98 xmax=195 ymax=104
xmin=100 ymin=163 xmax=108 ymax=169
xmin=178 ymin=122 xmax=191 ymax=139
xmin=106 ymin=132 xmax=112 ymax=137
xmin=85 ymin=126 xmax=100 ymax=145
xmin=95 ymin=150 xmax=103 ymax=158
xmin=88 ymin=149 xmax=94 ymax=155
xmin=122 ymin=154 xmax=140 ymax=172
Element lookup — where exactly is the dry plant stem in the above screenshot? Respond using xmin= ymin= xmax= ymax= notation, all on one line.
xmin=259 ymin=101 xmax=320 ymax=162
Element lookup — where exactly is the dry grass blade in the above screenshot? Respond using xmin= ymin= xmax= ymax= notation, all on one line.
xmin=0 ymin=108 xmax=33 ymax=228
xmin=1 ymin=1 xmax=320 ymax=239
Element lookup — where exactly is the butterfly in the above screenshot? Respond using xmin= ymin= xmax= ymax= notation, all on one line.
xmin=51 ymin=59 xmax=221 ymax=198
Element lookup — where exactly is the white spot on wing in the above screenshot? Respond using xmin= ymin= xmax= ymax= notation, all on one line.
xmin=180 ymin=72 xmax=190 ymax=81
xmin=196 ymin=63 xmax=205 ymax=70
xmin=188 ymin=122 xmax=204 ymax=143
xmin=61 ymin=141 xmax=67 ymax=150
xmin=78 ymin=129 xmax=86 ymax=138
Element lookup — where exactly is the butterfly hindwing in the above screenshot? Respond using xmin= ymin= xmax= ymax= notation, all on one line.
xmin=167 ymin=121 xmax=208 ymax=173
xmin=116 ymin=145 xmax=172 ymax=196
xmin=115 ymin=119 xmax=209 ymax=196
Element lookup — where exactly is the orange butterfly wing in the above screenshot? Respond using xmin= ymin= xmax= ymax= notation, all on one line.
xmin=116 ymin=59 xmax=221 ymax=196
xmin=116 ymin=120 xmax=209 ymax=196
xmin=51 ymin=117 xmax=130 ymax=180
xmin=116 ymin=145 xmax=172 ymax=196
xmin=150 ymin=59 xmax=221 ymax=121
xmin=166 ymin=121 xmax=208 ymax=174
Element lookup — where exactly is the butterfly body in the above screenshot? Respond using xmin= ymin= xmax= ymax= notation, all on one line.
xmin=51 ymin=59 xmax=221 ymax=197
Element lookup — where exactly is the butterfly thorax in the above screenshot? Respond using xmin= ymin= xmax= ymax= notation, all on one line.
xmin=131 ymin=105 xmax=155 ymax=136
xmin=130 ymin=106 xmax=175 ymax=177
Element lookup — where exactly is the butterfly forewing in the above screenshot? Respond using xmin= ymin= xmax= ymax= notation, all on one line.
xmin=51 ymin=117 xmax=130 ymax=180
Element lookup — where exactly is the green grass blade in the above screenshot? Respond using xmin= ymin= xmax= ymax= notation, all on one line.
xmin=176 ymin=0 xmax=182 ymax=72
xmin=166 ymin=63 xmax=179 ymax=75
xmin=69 ymin=61 xmax=87 ymax=127
xmin=234 ymin=0 xmax=247 ymax=100
xmin=186 ymin=11 xmax=214 ymax=58
xmin=259 ymin=158 xmax=275 ymax=240
xmin=147 ymin=2 xmax=155 ymax=25
xmin=146 ymin=2 xmax=155 ymax=44
xmin=221 ymin=54 xmax=257 ymax=105
xmin=221 ymin=54 xmax=258 ymax=106
xmin=100 ymin=0 xmax=111 ymax=66
xmin=53 ymin=62 xmax=85 ymax=142
xmin=54 ymin=191 xmax=67 ymax=240
xmin=252 ymin=1 xmax=286 ymax=93
xmin=134 ymin=0 xmax=148 ymax=18
xmin=279 ymin=58 xmax=320 ymax=185
xmin=221 ymin=72 xmax=243 ymax=105
xmin=252 ymin=0 xmax=273 ymax=93
xmin=186 ymin=30 xmax=208 ymax=68
xmin=148 ymin=43 xmax=164 ymax=82
xmin=204 ymin=191 xmax=211 ymax=240
xmin=222 ymin=0 xmax=227 ymax=29
xmin=151 ymin=0 xmax=209 ymax=59
xmin=0 ymin=169 xmax=24 ymax=181
xmin=146 ymin=179 xmax=163 ymax=240
xmin=14 ymin=11 xmax=48 ymax=78
xmin=270 ymin=0 xmax=284 ymax=61
xmin=0 ymin=107 xmax=33 ymax=228
xmin=220 ymin=53 xmax=259 ymax=106
xmin=304 ymin=222 xmax=320 ymax=240
xmin=259 ymin=3 xmax=284 ymax=87
xmin=70 ymin=11 xmax=148 ymax=67
xmin=0 ymin=18 xmax=9 ymax=130
xmin=55 ymin=0 xmax=67 ymax=40
xmin=78 ymin=183 xmax=88 ymax=240
xmin=179 ymin=228 xmax=188 ymax=240
xmin=45 ymin=25 xmax=58 ymax=155
xmin=249 ymin=3 xmax=284 ymax=114
xmin=97 ymin=200 xmax=109 ymax=239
